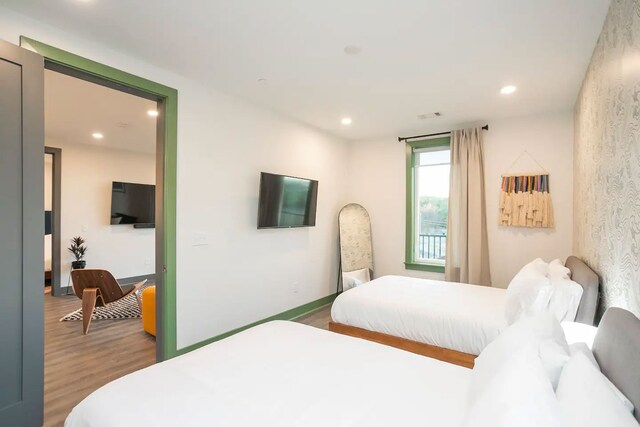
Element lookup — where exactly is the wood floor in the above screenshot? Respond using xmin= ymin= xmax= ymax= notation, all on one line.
xmin=44 ymin=295 xmax=332 ymax=426
xmin=294 ymin=305 xmax=331 ymax=329
xmin=44 ymin=293 xmax=156 ymax=427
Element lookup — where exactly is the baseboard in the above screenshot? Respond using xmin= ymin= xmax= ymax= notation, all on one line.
xmin=175 ymin=294 xmax=337 ymax=357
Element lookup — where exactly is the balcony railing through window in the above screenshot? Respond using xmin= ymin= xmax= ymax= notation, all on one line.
xmin=418 ymin=233 xmax=446 ymax=260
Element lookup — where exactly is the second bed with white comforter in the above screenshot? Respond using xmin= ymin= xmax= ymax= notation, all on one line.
xmin=332 ymin=275 xmax=509 ymax=355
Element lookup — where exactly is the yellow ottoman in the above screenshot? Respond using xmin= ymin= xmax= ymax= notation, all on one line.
xmin=141 ymin=285 xmax=156 ymax=336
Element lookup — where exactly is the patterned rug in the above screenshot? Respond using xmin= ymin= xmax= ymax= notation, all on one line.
xmin=60 ymin=283 xmax=152 ymax=322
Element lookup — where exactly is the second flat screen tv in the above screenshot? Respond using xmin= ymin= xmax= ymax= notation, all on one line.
xmin=110 ymin=181 xmax=155 ymax=226
xmin=258 ymin=172 xmax=318 ymax=229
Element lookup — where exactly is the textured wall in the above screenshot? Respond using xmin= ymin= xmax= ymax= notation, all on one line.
xmin=574 ymin=0 xmax=640 ymax=318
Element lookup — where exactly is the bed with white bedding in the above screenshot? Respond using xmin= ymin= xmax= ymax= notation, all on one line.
xmin=66 ymin=321 xmax=471 ymax=427
xmin=330 ymin=256 xmax=599 ymax=367
xmin=66 ymin=308 xmax=640 ymax=426
xmin=332 ymin=275 xmax=507 ymax=356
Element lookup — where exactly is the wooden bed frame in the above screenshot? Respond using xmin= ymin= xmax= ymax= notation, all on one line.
xmin=328 ymin=321 xmax=476 ymax=368
xmin=329 ymin=256 xmax=599 ymax=369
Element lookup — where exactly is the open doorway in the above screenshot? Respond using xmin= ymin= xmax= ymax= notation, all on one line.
xmin=42 ymin=68 xmax=161 ymax=425
xmin=0 ymin=37 xmax=177 ymax=426
xmin=44 ymin=152 xmax=52 ymax=293
xmin=44 ymin=146 xmax=61 ymax=296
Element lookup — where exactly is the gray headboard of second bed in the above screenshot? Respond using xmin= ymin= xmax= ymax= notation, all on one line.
xmin=565 ymin=256 xmax=600 ymax=326
xmin=593 ymin=307 xmax=640 ymax=422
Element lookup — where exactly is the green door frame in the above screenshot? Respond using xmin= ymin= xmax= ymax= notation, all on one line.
xmin=20 ymin=37 xmax=179 ymax=361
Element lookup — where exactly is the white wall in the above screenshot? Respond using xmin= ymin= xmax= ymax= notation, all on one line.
xmin=347 ymin=111 xmax=574 ymax=287
xmin=0 ymin=6 xmax=350 ymax=349
xmin=346 ymin=136 xmax=443 ymax=282
xmin=47 ymin=140 xmax=156 ymax=287
xmin=484 ymin=112 xmax=573 ymax=287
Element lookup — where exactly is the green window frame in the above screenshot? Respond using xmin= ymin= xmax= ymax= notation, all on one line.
xmin=405 ymin=136 xmax=450 ymax=273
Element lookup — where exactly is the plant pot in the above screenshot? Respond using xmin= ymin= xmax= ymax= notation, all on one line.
xmin=71 ymin=260 xmax=86 ymax=269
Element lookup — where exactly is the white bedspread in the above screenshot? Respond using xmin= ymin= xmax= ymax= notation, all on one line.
xmin=66 ymin=321 xmax=471 ymax=427
xmin=332 ymin=275 xmax=509 ymax=355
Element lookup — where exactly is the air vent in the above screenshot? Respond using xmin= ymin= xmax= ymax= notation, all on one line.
xmin=417 ymin=112 xmax=442 ymax=120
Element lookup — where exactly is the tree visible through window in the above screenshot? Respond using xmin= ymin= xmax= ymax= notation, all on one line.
xmin=415 ymin=148 xmax=450 ymax=263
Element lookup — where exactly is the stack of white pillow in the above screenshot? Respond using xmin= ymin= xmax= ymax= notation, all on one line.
xmin=505 ymin=258 xmax=584 ymax=325
xmin=463 ymin=313 xmax=638 ymax=427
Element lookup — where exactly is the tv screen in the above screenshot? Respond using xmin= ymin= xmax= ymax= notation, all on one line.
xmin=257 ymin=172 xmax=318 ymax=228
xmin=110 ymin=181 xmax=155 ymax=225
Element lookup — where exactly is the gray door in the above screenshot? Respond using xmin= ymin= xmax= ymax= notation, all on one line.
xmin=0 ymin=40 xmax=45 ymax=427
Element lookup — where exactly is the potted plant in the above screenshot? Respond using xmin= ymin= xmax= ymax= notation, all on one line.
xmin=68 ymin=236 xmax=88 ymax=269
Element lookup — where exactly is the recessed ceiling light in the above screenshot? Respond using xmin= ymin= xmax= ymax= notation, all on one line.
xmin=344 ymin=45 xmax=362 ymax=55
xmin=500 ymin=85 xmax=517 ymax=95
xmin=341 ymin=117 xmax=352 ymax=125
xmin=91 ymin=132 xmax=104 ymax=140
xmin=147 ymin=109 xmax=159 ymax=117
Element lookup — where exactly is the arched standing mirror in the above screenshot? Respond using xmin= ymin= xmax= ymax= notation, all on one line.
xmin=338 ymin=203 xmax=373 ymax=292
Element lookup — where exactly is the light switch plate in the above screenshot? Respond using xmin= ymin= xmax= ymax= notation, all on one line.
xmin=192 ymin=232 xmax=209 ymax=246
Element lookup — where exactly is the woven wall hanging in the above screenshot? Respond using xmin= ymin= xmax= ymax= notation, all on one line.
xmin=498 ymin=151 xmax=554 ymax=228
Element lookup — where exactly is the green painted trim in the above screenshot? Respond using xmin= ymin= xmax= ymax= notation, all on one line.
xmin=20 ymin=37 xmax=176 ymax=97
xmin=406 ymin=136 xmax=451 ymax=151
xmin=162 ymin=94 xmax=178 ymax=360
xmin=404 ymin=136 xmax=450 ymax=270
xmin=405 ymin=143 xmax=414 ymax=265
xmin=20 ymin=37 xmax=179 ymax=362
xmin=176 ymin=294 xmax=337 ymax=356
xmin=404 ymin=262 xmax=445 ymax=273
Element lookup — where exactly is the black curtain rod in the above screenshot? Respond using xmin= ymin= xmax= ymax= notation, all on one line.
xmin=398 ymin=124 xmax=489 ymax=143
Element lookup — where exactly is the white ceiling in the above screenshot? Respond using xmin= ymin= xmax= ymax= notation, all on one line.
xmin=8 ymin=0 xmax=610 ymax=140
xmin=45 ymin=69 xmax=157 ymax=153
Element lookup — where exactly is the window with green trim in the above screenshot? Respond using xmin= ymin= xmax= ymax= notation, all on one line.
xmin=405 ymin=137 xmax=450 ymax=272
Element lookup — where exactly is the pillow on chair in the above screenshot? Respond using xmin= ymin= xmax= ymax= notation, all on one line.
xmin=342 ymin=268 xmax=371 ymax=291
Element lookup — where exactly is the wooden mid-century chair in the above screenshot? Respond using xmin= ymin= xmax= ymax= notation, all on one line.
xmin=70 ymin=269 xmax=147 ymax=334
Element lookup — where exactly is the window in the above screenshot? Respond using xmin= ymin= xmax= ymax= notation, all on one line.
xmin=405 ymin=137 xmax=450 ymax=272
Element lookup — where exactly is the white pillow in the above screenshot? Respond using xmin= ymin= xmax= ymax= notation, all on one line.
xmin=549 ymin=258 xmax=570 ymax=280
xmin=568 ymin=342 xmax=598 ymax=366
xmin=524 ymin=257 xmax=551 ymax=276
xmin=568 ymin=342 xmax=634 ymax=413
xmin=505 ymin=258 xmax=553 ymax=324
xmin=463 ymin=346 xmax=563 ymax=427
xmin=556 ymin=352 xmax=638 ymax=427
xmin=548 ymin=276 xmax=583 ymax=322
xmin=547 ymin=258 xmax=583 ymax=321
xmin=561 ymin=321 xmax=598 ymax=348
xmin=470 ymin=313 xmax=570 ymax=400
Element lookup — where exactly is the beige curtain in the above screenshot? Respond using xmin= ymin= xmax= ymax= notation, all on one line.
xmin=445 ymin=127 xmax=492 ymax=286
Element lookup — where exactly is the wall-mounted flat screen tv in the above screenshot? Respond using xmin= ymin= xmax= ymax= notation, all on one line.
xmin=110 ymin=181 xmax=155 ymax=226
xmin=257 ymin=172 xmax=318 ymax=229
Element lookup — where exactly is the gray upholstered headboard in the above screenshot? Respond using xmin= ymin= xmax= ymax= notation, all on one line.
xmin=592 ymin=307 xmax=640 ymax=422
xmin=565 ymin=256 xmax=599 ymax=325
